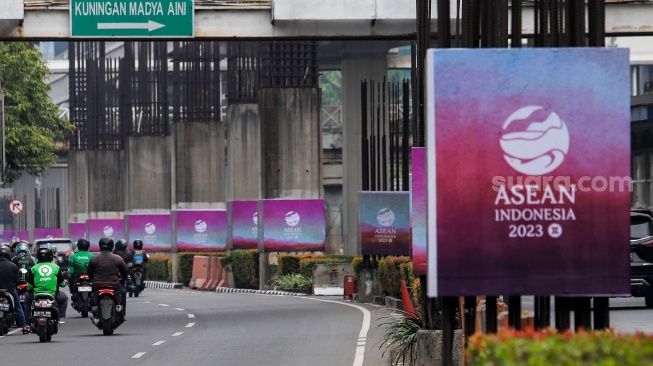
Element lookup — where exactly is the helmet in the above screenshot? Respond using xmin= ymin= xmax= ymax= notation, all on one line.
xmin=15 ymin=241 xmax=30 ymax=255
xmin=77 ymin=238 xmax=90 ymax=252
xmin=50 ymin=245 xmax=57 ymax=255
xmin=133 ymin=239 xmax=143 ymax=250
xmin=36 ymin=246 xmax=53 ymax=263
xmin=114 ymin=239 xmax=128 ymax=251
xmin=99 ymin=237 xmax=114 ymax=252
xmin=0 ymin=245 xmax=11 ymax=259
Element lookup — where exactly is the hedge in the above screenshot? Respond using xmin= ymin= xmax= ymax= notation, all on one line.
xmin=351 ymin=256 xmax=363 ymax=283
xmin=222 ymin=250 xmax=259 ymax=289
xmin=148 ymin=255 xmax=171 ymax=281
xmin=467 ymin=328 xmax=653 ymax=365
xmin=378 ymin=256 xmax=411 ymax=298
xmin=277 ymin=254 xmax=325 ymax=276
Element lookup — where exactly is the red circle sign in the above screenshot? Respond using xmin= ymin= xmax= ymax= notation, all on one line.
xmin=9 ymin=199 xmax=24 ymax=215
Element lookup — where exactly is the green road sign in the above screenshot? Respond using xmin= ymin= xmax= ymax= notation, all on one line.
xmin=71 ymin=0 xmax=194 ymax=37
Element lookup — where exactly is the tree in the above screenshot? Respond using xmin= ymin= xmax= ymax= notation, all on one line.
xmin=0 ymin=42 xmax=73 ymax=184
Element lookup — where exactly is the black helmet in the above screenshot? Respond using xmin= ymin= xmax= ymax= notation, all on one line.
xmin=99 ymin=237 xmax=114 ymax=252
xmin=0 ymin=245 xmax=11 ymax=259
xmin=133 ymin=239 xmax=143 ymax=250
xmin=36 ymin=246 xmax=53 ymax=263
xmin=77 ymin=238 xmax=90 ymax=252
xmin=114 ymin=239 xmax=127 ymax=251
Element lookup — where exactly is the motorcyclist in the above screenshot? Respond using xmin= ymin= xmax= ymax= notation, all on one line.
xmin=68 ymin=238 xmax=93 ymax=303
xmin=0 ymin=245 xmax=28 ymax=333
xmin=130 ymin=239 xmax=149 ymax=283
xmin=26 ymin=246 xmax=69 ymax=322
xmin=11 ymin=241 xmax=36 ymax=281
xmin=113 ymin=239 xmax=133 ymax=265
xmin=87 ymin=237 xmax=128 ymax=318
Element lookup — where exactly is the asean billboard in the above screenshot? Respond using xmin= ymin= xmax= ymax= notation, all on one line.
xmin=87 ymin=219 xmax=125 ymax=252
xmin=176 ymin=210 xmax=227 ymax=252
xmin=229 ymin=200 xmax=259 ymax=250
xmin=68 ymin=222 xmax=87 ymax=241
xmin=411 ymin=147 xmax=427 ymax=275
xmin=261 ymin=199 xmax=326 ymax=252
xmin=34 ymin=228 xmax=64 ymax=240
xmin=127 ymin=213 xmax=172 ymax=251
xmin=426 ymin=48 xmax=631 ymax=297
xmin=359 ymin=191 xmax=410 ymax=256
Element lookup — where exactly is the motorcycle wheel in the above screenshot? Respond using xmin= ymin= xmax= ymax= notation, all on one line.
xmin=134 ymin=292 xmax=139 ymax=298
xmin=81 ymin=309 xmax=88 ymax=318
xmin=128 ymin=292 xmax=133 ymax=298
xmin=102 ymin=318 xmax=113 ymax=335
xmin=39 ymin=326 xmax=48 ymax=343
xmin=0 ymin=317 xmax=5 ymax=335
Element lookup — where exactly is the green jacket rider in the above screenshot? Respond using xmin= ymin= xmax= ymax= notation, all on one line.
xmin=69 ymin=241 xmax=93 ymax=277
xmin=28 ymin=256 xmax=66 ymax=296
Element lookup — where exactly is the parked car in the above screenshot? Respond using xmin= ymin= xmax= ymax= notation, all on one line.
xmin=32 ymin=238 xmax=74 ymax=271
xmin=630 ymin=209 xmax=653 ymax=307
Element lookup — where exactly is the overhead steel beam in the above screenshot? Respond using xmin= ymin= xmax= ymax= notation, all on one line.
xmin=4 ymin=2 xmax=653 ymax=39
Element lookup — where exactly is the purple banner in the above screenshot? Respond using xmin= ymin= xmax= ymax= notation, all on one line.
xmin=411 ymin=147 xmax=427 ymax=275
xmin=262 ymin=199 xmax=326 ymax=252
xmin=176 ymin=210 xmax=227 ymax=252
xmin=229 ymin=200 xmax=259 ymax=250
xmin=359 ymin=192 xmax=410 ymax=256
xmin=34 ymin=228 xmax=64 ymax=240
xmin=426 ymin=48 xmax=631 ymax=297
xmin=87 ymin=219 xmax=125 ymax=252
xmin=68 ymin=222 xmax=87 ymax=241
xmin=3 ymin=230 xmax=29 ymax=243
xmin=128 ymin=214 xmax=172 ymax=251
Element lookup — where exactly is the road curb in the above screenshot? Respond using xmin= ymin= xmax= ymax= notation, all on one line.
xmin=215 ymin=287 xmax=307 ymax=296
xmin=144 ymin=280 xmax=183 ymax=289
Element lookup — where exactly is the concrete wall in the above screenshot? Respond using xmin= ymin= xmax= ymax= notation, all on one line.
xmin=124 ymin=136 xmax=172 ymax=211
xmin=259 ymin=88 xmax=322 ymax=199
xmin=68 ymin=151 xmax=89 ymax=222
xmin=87 ymin=150 xmax=125 ymax=215
xmin=174 ymin=121 xmax=227 ymax=209
xmin=226 ymin=104 xmax=261 ymax=201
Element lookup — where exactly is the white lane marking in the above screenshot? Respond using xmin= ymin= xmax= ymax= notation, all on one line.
xmin=172 ymin=332 xmax=184 ymax=336
xmin=187 ymin=314 xmax=195 ymax=318
xmin=153 ymin=341 xmax=166 ymax=346
xmin=175 ymin=308 xmax=185 ymax=311
xmin=0 ymin=328 xmax=21 ymax=338
xmin=186 ymin=322 xmax=195 ymax=328
xmin=301 ymin=298 xmax=371 ymax=366
xmin=158 ymin=304 xmax=170 ymax=307
xmin=143 ymin=301 xmax=151 ymax=303
xmin=132 ymin=352 xmax=146 ymax=359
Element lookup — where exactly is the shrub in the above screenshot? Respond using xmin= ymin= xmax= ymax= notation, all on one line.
xmin=351 ymin=256 xmax=363 ymax=283
xmin=148 ymin=255 xmax=171 ymax=281
xmin=378 ymin=256 xmax=411 ymax=298
xmin=272 ymin=273 xmax=312 ymax=291
xmin=411 ymin=278 xmax=423 ymax=319
xmin=277 ymin=254 xmax=302 ymax=276
xmin=228 ymin=250 xmax=259 ymax=289
xmin=379 ymin=309 xmax=424 ymax=366
xmin=467 ymin=328 xmax=653 ymax=365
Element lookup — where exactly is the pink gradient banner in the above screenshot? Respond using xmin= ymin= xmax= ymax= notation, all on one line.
xmin=426 ymin=48 xmax=631 ymax=297
xmin=411 ymin=148 xmax=427 ymax=275
xmin=34 ymin=228 xmax=64 ymax=240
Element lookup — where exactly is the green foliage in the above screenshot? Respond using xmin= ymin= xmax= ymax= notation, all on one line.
xmin=0 ymin=42 xmax=75 ymax=183
xmin=224 ymin=250 xmax=259 ymax=289
xmin=177 ymin=252 xmax=225 ymax=286
xmin=148 ymin=255 xmax=171 ymax=281
xmin=378 ymin=256 xmax=412 ymax=298
xmin=272 ymin=273 xmax=312 ymax=291
xmin=379 ymin=309 xmax=424 ymax=366
xmin=299 ymin=256 xmax=352 ymax=278
xmin=277 ymin=254 xmax=302 ymax=276
xmin=351 ymin=256 xmax=363 ymax=283
xmin=467 ymin=329 xmax=653 ymax=365
xmin=319 ymin=70 xmax=341 ymax=105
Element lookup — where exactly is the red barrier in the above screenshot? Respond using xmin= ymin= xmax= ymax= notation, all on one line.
xmin=214 ymin=257 xmax=229 ymax=288
xmin=199 ymin=257 xmax=215 ymax=290
xmin=344 ymin=275 xmax=356 ymax=300
xmin=191 ymin=256 xmax=210 ymax=290
xmin=400 ymin=280 xmax=416 ymax=318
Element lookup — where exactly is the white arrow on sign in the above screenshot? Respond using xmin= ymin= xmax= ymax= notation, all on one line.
xmin=9 ymin=199 xmax=24 ymax=215
xmin=97 ymin=20 xmax=165 ymax=32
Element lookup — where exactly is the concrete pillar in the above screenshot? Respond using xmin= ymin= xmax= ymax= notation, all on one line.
xmin=68 ymin=150 xmax=90 ymax=222
xmin=259 ymin=88 xmax=322 ymax=199
xmin=124 ymin=136 xmax=172 ymax=211
xmin=258 ymin=87 xmax=322 ymax=289
xmin=87 ymin=150 xmax=125 ymax=215
xmin=173 ymin=121 xmax=227 ymax=209
xmin=341 ymin=44 xmax=389 ymax=255
xmin=226 ymin=104 xmax=261 ymax=201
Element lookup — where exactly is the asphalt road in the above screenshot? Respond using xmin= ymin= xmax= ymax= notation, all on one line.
xmin=0 ymin=288 xmax=389 ymax=366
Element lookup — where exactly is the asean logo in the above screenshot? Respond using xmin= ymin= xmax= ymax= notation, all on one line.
xmin=500 ymin=106 xmax=569 ymax=176
xmin=194 ymin=220 xmax=207 ymax=233
xmin=285 ymin=211 xmax=300 ymax=227
xmin=376 ymin=208 xmax=395 ymax=227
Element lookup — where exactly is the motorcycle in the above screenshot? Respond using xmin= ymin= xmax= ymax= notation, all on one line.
xmin=0 ymin=288 xmax=16 ymax=335
xmin=71 ymin=273 xmax=92 ymax=318
xmin=127 ymin=264 xmax=144 ymax=298
xmin=92 ymin=286 xmax=124 ymax=335
xmin=31 ymin=293 xmax=59 ymax=342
